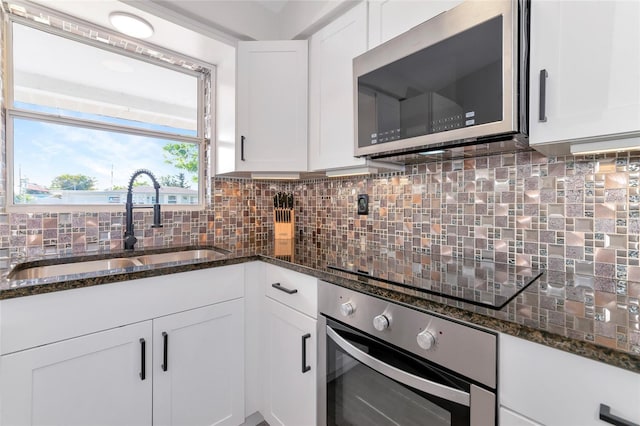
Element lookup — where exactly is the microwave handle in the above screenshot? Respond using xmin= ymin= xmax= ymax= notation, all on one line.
xmin=539 ymin=69 xmax=548 ymax=122
xmin=327 ymin=326 xmax=470 ymax=407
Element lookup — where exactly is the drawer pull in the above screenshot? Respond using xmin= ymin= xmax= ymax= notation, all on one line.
xmin=301 ymin=333 xmax=311 ymax=373
xmin=161 ymin=332 xmax=168 ymax=372
xmin=139 ymin=338 xmax=146 ymax=380
xmin=272 ymin=282 xmax=298 ymax=294
xmin=599 ymin=404 xmax=639 ymax=426
xmin=539 ymin=69 xmax=548 ymax=122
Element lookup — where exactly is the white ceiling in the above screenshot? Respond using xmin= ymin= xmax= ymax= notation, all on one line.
xmin=28 ymin=0 xmax=356 ymax=43
xmin=126 ymin=0 xmax=355 ymax=41
xmin=254 ymin=0 xmax=289 ymax=14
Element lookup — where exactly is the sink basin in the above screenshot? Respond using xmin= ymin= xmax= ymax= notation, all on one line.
xmin=134 ymin=249 xmax=226 ymax=265
xmin=9 ymin=258 xmax=141 ymax=281
xmin=8 ymin=248 xmax=229 ymax=281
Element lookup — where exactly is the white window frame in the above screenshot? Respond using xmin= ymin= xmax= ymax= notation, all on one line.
xmin=5 ymin=15 xmax=210 ymax=212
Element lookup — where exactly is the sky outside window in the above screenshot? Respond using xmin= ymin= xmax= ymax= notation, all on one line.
xmin=13 ymin=116 xmax=199 ymax=204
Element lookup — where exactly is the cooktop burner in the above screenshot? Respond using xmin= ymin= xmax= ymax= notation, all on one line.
xmin=328 ymin=252 xmax=543 ymax=310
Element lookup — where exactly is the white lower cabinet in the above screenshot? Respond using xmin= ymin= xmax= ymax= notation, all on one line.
xmin=153 ymin=300 xmax=244 ymax=426
xmin=500 ymin=333 xmax=640 ymax=426
xmin=0 ymin=265 xmax=246 ymax=426
xmin=262 ymin=297 xmax=317 ymax=426
xmin=1 ymin=321 xmax=153 ymax=426
xmin=258 ymin=264 xmax=318 ymax=426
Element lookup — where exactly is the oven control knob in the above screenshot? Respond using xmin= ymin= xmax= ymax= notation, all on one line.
xmin=340 ymin=302 xmax=356 ymax=317
xmin=417 ymin=330 xmax=436 ymax=350
xmin=373 ymin=314 xmax=390 ymax=331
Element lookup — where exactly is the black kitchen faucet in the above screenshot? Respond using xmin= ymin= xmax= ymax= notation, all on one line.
xmin=123 ymin=169 xmax=163 ymax=250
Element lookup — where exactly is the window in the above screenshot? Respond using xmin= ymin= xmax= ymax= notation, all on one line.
xmin=7 ymin=17 xmax=209 ymax=209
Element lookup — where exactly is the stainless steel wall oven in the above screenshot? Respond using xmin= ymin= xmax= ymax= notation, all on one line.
xmin=318 ymin=281 xmax=498 ymax=426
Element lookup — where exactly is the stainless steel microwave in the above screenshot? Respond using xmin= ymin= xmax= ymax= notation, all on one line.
xmin=354 ymin=0 xmax=529 ymax=159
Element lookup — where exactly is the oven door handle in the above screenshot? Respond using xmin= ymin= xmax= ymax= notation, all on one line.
xmin=327 ymin=326 xmax=470 ymax=407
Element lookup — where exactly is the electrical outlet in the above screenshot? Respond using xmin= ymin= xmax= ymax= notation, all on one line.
xmin=357 ymin=194 xmax=369 ymax=215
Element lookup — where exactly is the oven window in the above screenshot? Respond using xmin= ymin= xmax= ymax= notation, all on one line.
xmin=326 ymin=320 xmax=471 ymax=426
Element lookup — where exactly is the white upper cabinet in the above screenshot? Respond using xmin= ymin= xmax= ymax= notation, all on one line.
xmin=368 ymin=0 xmax=463 ymax=48
xmin=236 ymin=40 xmax=308 ymax=173
xmin=308 ymin=2 xmax=368 ymax=172
xmin=529 ymin=0 xmax=640 ymax=156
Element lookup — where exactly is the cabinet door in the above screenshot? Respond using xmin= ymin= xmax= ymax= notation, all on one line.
xmin=262 ymin=297 xmax=317 ymax=426
xmin=500 ymin=333 xmax=640 ymax=426
xmin=308 ymin=2 xmax=368 ymax=171
xmin=529 ymin=1 xmax=640 ymax=151
xmin=0 ymin=321 xmax=152 ymax=426
xmin=236 ymin=40 xmax=308 ymax=172
xmin=153 ymin=299 xmax=244 ymax=426
xmin=368 ymin=0 xmax=463 ymax=48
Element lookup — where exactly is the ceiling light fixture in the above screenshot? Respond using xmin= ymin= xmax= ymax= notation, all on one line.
xmin=109 ymin=12 xmax=154 ymax=39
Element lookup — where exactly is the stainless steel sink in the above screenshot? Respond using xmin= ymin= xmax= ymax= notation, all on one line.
xmin=9 ymin=258 xmax=142 ymax=280
xmin=8 ymin=248 xmax=229 ymax=281
xmin=134 ymin=249 xmax=226 ymax=265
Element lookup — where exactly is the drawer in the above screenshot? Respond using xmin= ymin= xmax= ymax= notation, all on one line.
xmin=265 ymin=264 xmax=317 ymax=318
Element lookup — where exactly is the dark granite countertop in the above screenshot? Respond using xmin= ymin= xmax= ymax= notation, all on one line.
xmin=1 ymin=238 xmax=639 ymax=375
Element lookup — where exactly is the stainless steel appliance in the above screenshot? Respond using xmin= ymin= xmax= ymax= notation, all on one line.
xmin=318 ymin=281 xmax=498 ymax=426
xmin=354 ymin=0 xmax=529 ymax=161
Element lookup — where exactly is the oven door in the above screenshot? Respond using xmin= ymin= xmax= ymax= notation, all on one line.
xmin=318 ymin=318 xmax=494 ymax=426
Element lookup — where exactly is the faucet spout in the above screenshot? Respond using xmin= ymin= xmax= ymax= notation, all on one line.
xmin=124 ymin=169 xmax=163 ymax=250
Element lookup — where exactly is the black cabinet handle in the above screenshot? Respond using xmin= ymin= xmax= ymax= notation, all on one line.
xmin=539 ymin=69 xmax=548 ymax=122
xmin=241 ymin=135 xmax=246 ymax=161
xmin=161 ymin=332 xmax=168 ymax=372
xmin=139 ymin=338 xmax=146 ymax=380
xmin=272 ymin=282 xmax=298 ymax=294
xmin=599 ymin=404 xmax=639 ymax=426
xmin=301 ymin=333 xmax=311 ymax=373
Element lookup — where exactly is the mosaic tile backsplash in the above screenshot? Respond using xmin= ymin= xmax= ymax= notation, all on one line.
xmin=2 ymin=150 xmax=639 ymax=278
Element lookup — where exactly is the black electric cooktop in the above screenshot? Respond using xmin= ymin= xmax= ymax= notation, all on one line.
xmin=328 ymin=251 xmax=543 ymax=310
